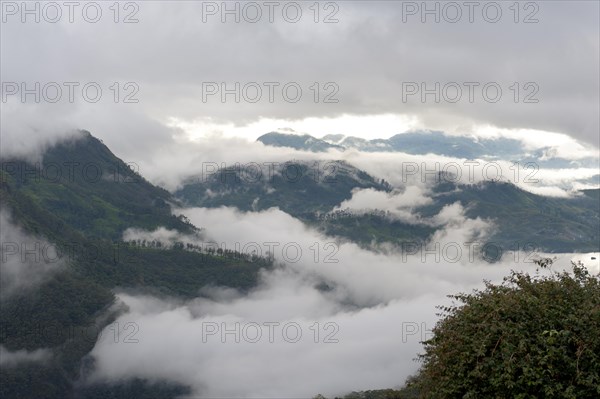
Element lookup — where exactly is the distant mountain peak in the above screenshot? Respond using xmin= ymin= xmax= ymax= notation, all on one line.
xmin=256 ymin=130 xmax=599 ymax=171
xmin=256 ymin=132 xmax=344 ymax=152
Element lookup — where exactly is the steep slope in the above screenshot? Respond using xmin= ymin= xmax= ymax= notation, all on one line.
xmin=0 ymin=131 xmax=269 ymax=399
xmin=2 ymin=131 xmax=190 ymax=241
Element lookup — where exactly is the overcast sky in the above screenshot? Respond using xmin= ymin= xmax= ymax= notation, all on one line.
xmin=1 ymin=0 xmax=599 ymax=161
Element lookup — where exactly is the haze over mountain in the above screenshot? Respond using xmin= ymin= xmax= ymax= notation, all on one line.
xmin=1 ymin=130 xmax=599 ymax=398
xmin=0 ymin=132 xmax=270 ymax=398
xmin=177 ymin=150 xmax=599 ymax=253
xmin=3 ymin=0 xmax=599 ymax=396
xmin=258 ymin=132 xmax=345 ymax=153
xmin=258 ymin=131 xmax=600 ymax=170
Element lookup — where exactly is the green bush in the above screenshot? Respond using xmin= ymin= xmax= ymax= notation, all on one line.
xmin=414 ymin=262 xmax=600 ymax=398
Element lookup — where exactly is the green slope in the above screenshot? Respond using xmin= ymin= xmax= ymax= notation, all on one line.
xmin=0 ymin=131 xmax=269 ymax=398
xmin=2 ymin=130 xmax=191 ymax=241
xmin=176 ymin=160 xmax=393 ymax=217
xmin=418 ymin=181 xmax=600 ymax=252
xmin=176 ymin=158 xmax=599 ymax=253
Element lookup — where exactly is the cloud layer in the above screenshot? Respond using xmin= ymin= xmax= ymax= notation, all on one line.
xmin=85 ymin=204 xmax=565 ymax=397
xmin=2 ymin=1 xmax=598 ymax=159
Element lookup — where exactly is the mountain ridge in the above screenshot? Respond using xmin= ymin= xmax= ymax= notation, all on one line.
xmin=0 ymin=131 xmax=270 ymax=399
xmin=258 ymin=131 xmax=600 ymax=170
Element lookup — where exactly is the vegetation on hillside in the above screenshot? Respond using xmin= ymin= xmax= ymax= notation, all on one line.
xmin=0 ymin=132 xmax=271 ymax=398
xmin=2 ymin=132 xmax=598 ymax=398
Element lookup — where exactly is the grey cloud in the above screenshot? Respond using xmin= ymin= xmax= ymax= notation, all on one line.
xmin=1 ymin=1 xmax=598 ymax=148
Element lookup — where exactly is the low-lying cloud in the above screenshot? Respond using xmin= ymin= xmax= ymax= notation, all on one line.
xmin=122 ymin=226 xmax=204 ymax=249
xmin=0 ymin=345 xmax=52 ymax=368
xmin=84 ymin=204 xmax=563 ymax=397
xmin=0 ymin=209 xmax=64 ymax=299
xmin=333 ymin=186 xmax=432 ymax=223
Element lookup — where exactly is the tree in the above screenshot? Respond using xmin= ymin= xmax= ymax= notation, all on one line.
xmin=413 ymin=261 xmax=600 ymax=398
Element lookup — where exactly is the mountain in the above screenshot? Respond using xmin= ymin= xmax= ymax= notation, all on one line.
xmin=265 ymin=130 xmax=518 ymax=157
xmin=262 ymin=131 xmax=600 ymax=170
xmin=2 ymin=131 xmax=190 ymax=241
xmin=422 ymin=181 xmax=600 ymax=253
xmin=0 ymin=131 xmax=270 ymax=399
xmin=386 ymin=131 xmax=519 ymax=158
xmin=175 ymin=160 xmax=392 ymax=218
xmin=174 ymin=160 xmax=443 ymax=248
xmin=1 ymin=131 xmax=598 ymax=398
xmin=177 ymin=159 xmax=600 ymax=253
xmin=257 ymin=132 xmax=344 ymax=152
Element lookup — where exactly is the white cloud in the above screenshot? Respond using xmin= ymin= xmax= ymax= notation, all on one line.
xmin=0 ymin=345 xmax=52 ymax=367
xmin=86 ymin=205 xmax=560 ymax=397
xmin=333 ymin=186 xmax=432 ymax=223
xmin=122 ymin=226 xmax=204 ymax=249
xmin=0 ymin=100 xmax=81 ymax=161
xmin=0 ymin=209 xmax=64 ymax=298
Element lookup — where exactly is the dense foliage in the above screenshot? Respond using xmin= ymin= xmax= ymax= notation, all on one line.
xmin=414 ymin=262 xmax=600 ymax=398
xmin=0 ymin=132 xmax=270 ymax=398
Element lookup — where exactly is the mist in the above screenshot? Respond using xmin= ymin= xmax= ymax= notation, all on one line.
xmin=85 ymin=202 xmax=560 ymax=397
xmin=0 ymin=209 xmax=64 ymax=299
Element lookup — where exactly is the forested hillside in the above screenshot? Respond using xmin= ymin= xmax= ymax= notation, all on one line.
xmin=0 ymin=132 xmax=270 ymax=398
